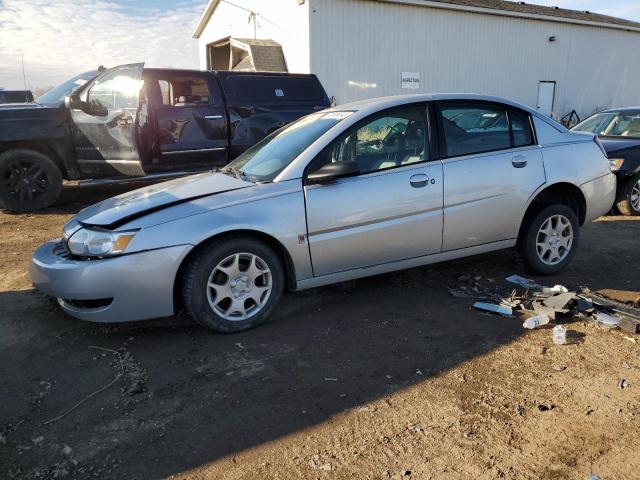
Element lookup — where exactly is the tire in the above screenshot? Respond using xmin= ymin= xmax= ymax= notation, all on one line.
xmin=0 ymin=149 xmax=63 ymax=212
xmin=616 ymin=174 xmax=640 ymax=216
xmin=182 ymin=236 xmax=285 ymax=333
xmin=517 ymin=204 xmax=580 ymax=275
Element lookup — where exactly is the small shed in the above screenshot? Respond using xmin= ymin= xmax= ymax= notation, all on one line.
xmin=206 ymin=37 xmax=288 ymax=73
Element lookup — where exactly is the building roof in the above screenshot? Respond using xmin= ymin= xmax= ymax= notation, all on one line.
xmin=424 ymin=0 xmax=640 ymax=29
xmin=192 ymin=0 xmax=640 ymax=38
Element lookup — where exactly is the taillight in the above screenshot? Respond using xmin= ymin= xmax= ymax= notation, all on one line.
xmin=593 ymin=136 xmax=608 ymax=158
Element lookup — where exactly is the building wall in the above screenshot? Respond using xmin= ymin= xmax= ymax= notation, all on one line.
xmin=308 ymin=0 xmax=640 ymax=119
xmin=197 ymin=0 xmax=310 ymax=74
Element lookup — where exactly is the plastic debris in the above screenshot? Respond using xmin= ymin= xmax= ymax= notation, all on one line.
xmin=473 ymin=302 xmax=513 ymax=316
xmin=596 ymin=312 xmax=621 ymax=327
xmin=553 ymin=325 xmax=567 ymax=345
xmin=617 ymin=378 xmax=629 ymax=389
xmin=522 ymin=314 xmax=550 ymax=329
xmin=506 ymin=275 xmax=544 ymax=290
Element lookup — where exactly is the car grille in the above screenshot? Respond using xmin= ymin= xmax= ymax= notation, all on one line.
xmin=53 ymin=241 xmax=72 ymax=259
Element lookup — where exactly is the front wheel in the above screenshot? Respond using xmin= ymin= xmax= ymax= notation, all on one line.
xmin=616 ymin=174 xmax=640 ymax=216
xmin=0 ymin=149 xmax=63 ymax=212
xmin=182 ymin=237 xmax=285 ymax=333
xmin=518 ymin=204 xmax=580 ymax=275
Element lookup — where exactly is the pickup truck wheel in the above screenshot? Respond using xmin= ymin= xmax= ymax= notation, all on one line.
xmin=518 ymin=204 xmax=580 ymax=275
xmin=182 ymin=237 xmax=285 ymax=333
xmin=616 ymin=174 xmax=640 ymax=216
xmin=0 ymin=149 xmax=63 ymax=212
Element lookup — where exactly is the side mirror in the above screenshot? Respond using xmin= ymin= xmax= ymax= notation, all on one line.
xmin=64 ymin=93 xmax=82 ymax=109
xmin=307 ymin=161 xmax=360 ymax=184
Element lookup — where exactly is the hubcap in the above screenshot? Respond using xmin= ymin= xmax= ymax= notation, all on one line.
xmin=206 ymin=253 xmax=272 ymax=321
xmin=2 ymin=160 xmax=49 ymax=204
xmin=631 ymin=179 xmax=640 ymax=212
xmin=536 ymin=214 xmax=573 ymax=266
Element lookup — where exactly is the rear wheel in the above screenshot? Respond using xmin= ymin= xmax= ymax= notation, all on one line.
xmin=182 ymin=237 xmax=285 ymax=333
xmin=0 ymin=149 xmax=63 ymax=212
xmin=518 ymin=204 xmax=579 ymax=275
xmin=616 ymin=174 xmax=640 ymax=216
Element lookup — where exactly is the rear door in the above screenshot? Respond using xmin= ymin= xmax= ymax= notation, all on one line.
xmin=70 ymin=63 xmax=145 ymax=176
xmin=304 ymin=104 xmax=443 ymax=277
xmin=144 ymin=70 xmax=228 ymax=171
xmin=436 ymin=101 xmax=546 ymax=251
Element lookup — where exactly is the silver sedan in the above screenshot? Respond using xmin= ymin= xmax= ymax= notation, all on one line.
xmin=30 ymin=94 xmax=616 ymax=332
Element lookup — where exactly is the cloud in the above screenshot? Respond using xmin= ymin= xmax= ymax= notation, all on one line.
xmin=0 ymin=0 xmax=206 ymax=89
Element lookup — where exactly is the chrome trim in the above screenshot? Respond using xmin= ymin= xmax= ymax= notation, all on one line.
xmin=162 ymin=147 xmax=225 ymax=155
xmin=204 ymin=115 xmax=223 ymax=120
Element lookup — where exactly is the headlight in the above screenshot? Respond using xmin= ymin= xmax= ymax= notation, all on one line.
xmin=67 ymin=228 xmax=138 ymax=257
xmin=608 ymin=158 xmax=625 ymax=172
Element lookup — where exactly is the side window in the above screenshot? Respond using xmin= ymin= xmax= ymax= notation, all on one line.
xmin=439 ymin=103 xmax=511 ymax=157
xmin=87 ymin=70 xmax=141 ymax=109
xmin=510 ymin=109 xmax=534 ymax=147
xmin=310 ymin=106 xmax=427 ymax=176
xmin=156 ymin=75 xmax=211 ymax=107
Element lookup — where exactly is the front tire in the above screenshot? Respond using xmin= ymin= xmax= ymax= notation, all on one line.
xmin=616 ymin=174 xmax=640 ymax=216
xmin=0 ymin=149 xmax=63 ymax=212
xmin=182 ymin=237 xmax=285 ymax=333
xmin=518 ymin=204 xmax=580 ymax=275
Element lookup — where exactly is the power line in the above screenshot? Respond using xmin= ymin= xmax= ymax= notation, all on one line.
xmin=220 ymin=0 xmax=291 ymax=35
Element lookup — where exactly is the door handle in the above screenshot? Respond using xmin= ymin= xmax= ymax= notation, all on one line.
xmin=511 ymin=155 xmax=527 ymax=168
xmin=410 ymin=174 xmax=430 ymax=188
xmin=205 ymin=115 xmax=223 ymax=120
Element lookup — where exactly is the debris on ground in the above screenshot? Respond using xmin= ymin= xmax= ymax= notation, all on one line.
xmin=617 ymin=378 xmax=629 ymax=389
xmin=553 ymin=325 xmax=568 ymax=345
xmin=451 ymin=273 xmax=640 ymax=342
xmin=523 ymin=314 xmax=550 ymax=329
xmin=473 ymin=302 xmax=513 ymax=317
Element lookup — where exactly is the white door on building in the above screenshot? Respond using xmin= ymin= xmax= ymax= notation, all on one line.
xmin=537 ymin=81 xmax=556 ymax=116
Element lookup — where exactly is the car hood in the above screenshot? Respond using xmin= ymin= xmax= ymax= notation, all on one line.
xmin=74 ymin=172 xmax=253 ymax=228
xmin=598 ymin=137 xmax=640 ymax=154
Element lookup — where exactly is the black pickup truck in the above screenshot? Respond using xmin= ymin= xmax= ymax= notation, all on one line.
xmin=0 ymin=63 xmax=330 ymax=211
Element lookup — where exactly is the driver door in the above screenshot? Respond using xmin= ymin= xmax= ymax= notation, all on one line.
xmin=69 ymin=63 xmax=146 ymax=177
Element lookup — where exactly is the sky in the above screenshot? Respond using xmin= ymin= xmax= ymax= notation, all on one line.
xmin=0 ymin=0 xmax=639 ymax=91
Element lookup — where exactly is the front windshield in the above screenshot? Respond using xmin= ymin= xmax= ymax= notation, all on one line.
xmin=224 ymin=111 xmax=351 ymax=183
xmin=36 ymin=70 xmax=99 ymax=107
xmin=572 ymin=112 xmax=640 ymax=138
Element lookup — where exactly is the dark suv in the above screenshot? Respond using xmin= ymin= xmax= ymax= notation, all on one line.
xmin=0 ymin=63 xmax=330 ymax=211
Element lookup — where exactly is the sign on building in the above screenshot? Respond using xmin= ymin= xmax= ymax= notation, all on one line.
xmin=401 ymin=72 xmax=420 ymax=89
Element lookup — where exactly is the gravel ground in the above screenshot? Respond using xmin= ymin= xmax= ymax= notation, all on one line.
xmin=1 ymin=183 xmax=639 ymax=480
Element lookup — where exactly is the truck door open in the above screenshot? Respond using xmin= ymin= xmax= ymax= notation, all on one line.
xmin=69 ymin=63 xmax=146 ymax=177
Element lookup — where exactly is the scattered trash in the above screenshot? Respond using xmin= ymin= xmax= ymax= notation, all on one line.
xmin=617 ymin=378 xmax=629 ymax=389
xmin=535 ymin=345 xmax=547 ymax=355
xmin=542 ymin=292 xmax=577 ymax=311
xmin=586 ymin=475 xmax=602 ymax=480
xmin=473 ymin=302 xmax=513 ymax=317
xmin=553 ymin=325 xmax=567 ymax=345
xmin=622 ymin=361 xmax=632 ymax=369
xmin=595 ymin=312 xmax=621 ymax=328
xmin=623 ymin=336 xmax=637 ymax=343
xmin=506 ymin=275 xmax=545 ymax=291
xmin=409 ymin=424 xmax=422 ymax=433
xmin=552 ymin=363 xmax=567 ymax=371
xmin=523 ymin=314 xmax=550 ymax=330
xmin=415 ymin=369 xmax=423 ymax=376
xmin=537 ymin=403 xmax=555 ymax=411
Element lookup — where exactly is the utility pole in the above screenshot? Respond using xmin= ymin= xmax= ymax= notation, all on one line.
xmin=21 ymin=50 xmax=28 ymax=102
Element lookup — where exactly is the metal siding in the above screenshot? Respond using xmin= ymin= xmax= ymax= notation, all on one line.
xmin=309 ymin=0 xmax=640 ymax=118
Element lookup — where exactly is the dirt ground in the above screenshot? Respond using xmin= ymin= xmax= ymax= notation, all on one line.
xmin=1 ymin=183 xmax=639 ymax=480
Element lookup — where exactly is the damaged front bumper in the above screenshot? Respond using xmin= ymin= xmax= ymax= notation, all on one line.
xmin=29 ymin=240 xmax=192 ymax=323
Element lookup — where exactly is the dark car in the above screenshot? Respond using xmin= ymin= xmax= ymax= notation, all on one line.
xmin=572 ymin=107 xmax=640 ymax=215
xmin=0 ymin=90 xmax=34 ymax=104
xmin=0 ymin=63 xmax=330 ymax=212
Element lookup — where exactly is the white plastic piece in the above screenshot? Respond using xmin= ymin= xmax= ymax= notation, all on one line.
xmin=523 ymin=314 xmax=550 ymax=329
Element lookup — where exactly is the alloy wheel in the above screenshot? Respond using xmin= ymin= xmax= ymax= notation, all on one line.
xmin=206 ymin=253 xmax=273 ymax=321
xmin=536 ymin=214 xmax=573 ymax=266
xmin=2 ymin=160 xmax=50 ymax=204
xmin=631 ymin=179 xmax=640 ymax=212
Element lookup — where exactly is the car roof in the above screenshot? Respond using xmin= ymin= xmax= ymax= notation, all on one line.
xmin=323 ymin=93 xmax=566 ymax=131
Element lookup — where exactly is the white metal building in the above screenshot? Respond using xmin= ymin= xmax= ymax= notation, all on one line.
xmin=192 ymin=0 xmax=640 ymax=120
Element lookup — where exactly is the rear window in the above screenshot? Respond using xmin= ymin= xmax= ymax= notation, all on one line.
xmin=224 ymin=75 xmax=326 ymax=103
